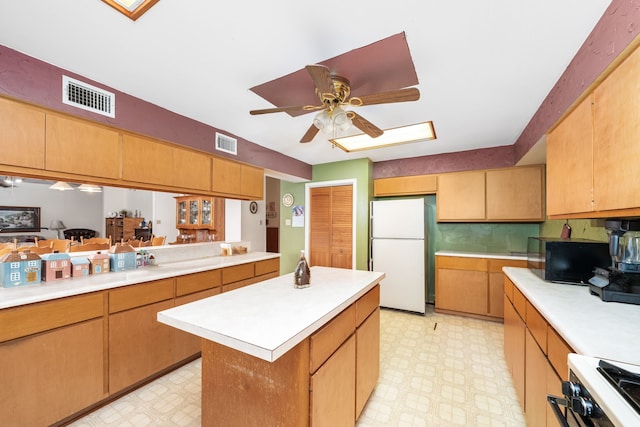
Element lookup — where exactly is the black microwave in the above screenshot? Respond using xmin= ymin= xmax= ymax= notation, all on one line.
xmin=527 ymin=237 xmax=610 ymax=284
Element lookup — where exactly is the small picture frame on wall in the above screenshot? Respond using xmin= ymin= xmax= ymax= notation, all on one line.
xmin=0 ymin=206 xmax=41 ymax=233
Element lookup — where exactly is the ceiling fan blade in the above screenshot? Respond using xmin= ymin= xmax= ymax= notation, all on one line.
xmin=250 ymin=105 xmax=313 ymax=115
xmin=349 ymin=112 xmax=384 ymax=138
xmin=350 ymin=87 xmax=420 ymax=107
xmin=305 ymin=65 xmax=334 ymax=96
xmin=300 ymin=124 xmax=320 ymax=143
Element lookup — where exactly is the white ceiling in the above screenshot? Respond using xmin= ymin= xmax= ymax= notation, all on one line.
xmin=0 ymin=1 xmax=611 ymax=166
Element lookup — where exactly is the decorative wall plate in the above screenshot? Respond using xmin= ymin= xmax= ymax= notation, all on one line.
xmin=282 ymin=193 xmax=294 ymax=207
xmin=249 ymin=201 xmax=258 ymax=214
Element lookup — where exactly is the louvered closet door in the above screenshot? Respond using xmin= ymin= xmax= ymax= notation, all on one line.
xmin=309 ymin=185 xmax=353 ymax=269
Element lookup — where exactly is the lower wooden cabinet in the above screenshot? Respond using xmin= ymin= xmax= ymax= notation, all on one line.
xmin=311 ymin=334 xmax=357 ymax=426
xmin=435 ymin=255 xmax=526 ymax=320
xmin=0 ymin=257 xmax=280 ymax=425
xmin=0 ymin=319 xmax=105 ymax=426
xmin=504 ymin=276 xmax=574 ymax=426
xmin=356 ymin=307 xmax=380 ymax=417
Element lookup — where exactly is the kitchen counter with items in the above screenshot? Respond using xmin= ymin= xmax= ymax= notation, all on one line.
xmin=0 ymin=251 xmax=279 ymax=310
xmin=504 ymin=266 xmax=640 ymax=365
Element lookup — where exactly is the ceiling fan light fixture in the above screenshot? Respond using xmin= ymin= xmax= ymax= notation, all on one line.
xmin=330 ymin=121 xmax=436 ymax=152
xmin=333 ymin=107 xmax=352 ymax=132
xmin=313 ymin=110 xmax=331 ymax=131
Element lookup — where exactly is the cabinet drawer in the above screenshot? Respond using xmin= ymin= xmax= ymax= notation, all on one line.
xmin=436 ymin=256 xmax=488 ymax=271
xmin=488 ymin=258 xmax=527 ymax=273
xmin=222 ymin=263 xmax=254 ymax=284
xmin=0 ymin=292 xmax=104 ymax=343
xmin=548 ymin=326 xmax=573 ymax=380
xmin=255 ymin=258 xmax=279 ymax=276
xmin=310 ymin=304 xmax=356 ymax=373
xmin=109 ymin=278 xmax=175 ymax=313
xmin=356 ymin=285 xmax=380 ymax=326
xmin=513 ymin=286 xmax=527 ymax=320
xmin=526 ymin=301 xmax=548 ymax=354
xmin=504 ymin=276 xmax=515 ymax=303
xmin=176 ymin=269 xmax=222 ymax=296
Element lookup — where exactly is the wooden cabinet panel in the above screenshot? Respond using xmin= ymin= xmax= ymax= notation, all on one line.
xmin=513 ymin=286 xmax=527 ymax=320
xmin=255 ymin=257 xmax=280 ymax=276
xmin=593 ymin=46 xmax=640 ymax=212
xmin=373 ymin=174 xmax=437 ymax=196
xmin=310 ymin=304 xmax=356 ymax=373
xmin=546 ymin=95 xmax=594 ymax=216
xmin=176 ymin=269 xmax=222 ymax=296
xmin=547 ymin=362 xmax=563 ymax=426
xmin=436 ymin=268 xmax=488 ymax=315
xmin=46 ymin=114 xmax=120 ymax=179
xmin=486 ymin=166 xmax=544 ymax=221
xmin=437 ymin=171 xmax=486 ymax=221
xmin=355 ymin=285 xmax=379 ymax=326
xmin=222 ymin=263 xmax=255 ymax=284
xmin=172 ymin=147 xmax=211 ymax=191
xmin=0 ymin=319 xmax=105 ymax=426
xmin=0 ymin=97 xmax=45 ymax=169
xmin=488 ymin=272 xmax=505 ymax=318
xmin=548 ymin=326 xmax=573 ymax=380
xmin=503 ymin=295 xmax=525 ymax=411
xmin=241 ymin=164 xmax=264 ymax=199
xmin=436 ymin=255 xmax=487 ymax=271
xmin=0 ymin=292 xmax=103 ymax=343
xmin=122 ymin=133 xmax=173 ymax=186
xmin=109 ymin=299 xmax=176 ymax=392
xmin=356 ymin=308 xmax=380 ymax=418
xmin=310 ymin=334 xmax=356 ymax=427
xmin=108 ymin=278 xmax=174 ymax=313
xmin=211 ymin=156 xmax=242 ymax=195
xmin=526 ymin=301 xmax=548 ymax=354
xmin=525 ymin=330 xmax=548 ymax=427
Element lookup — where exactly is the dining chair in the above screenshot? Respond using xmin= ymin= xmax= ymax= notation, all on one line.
xmin=81 ymin=237 xmax=112 ymax=246
xmin=68 ymin=243 xmax=110 ymax=252
xmin=48 ymin=239 xmax=72 ymax=253
xmin=23 ymin=246 xmax=54 ymax=255
xmin=34 ymin=238 xmax=51 ymax=248
xmin=151 ymin=236 xmax=166 ymax=246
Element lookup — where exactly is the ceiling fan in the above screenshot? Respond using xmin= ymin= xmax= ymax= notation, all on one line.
xmin=250 ymin=64 xmax=420 ymax=143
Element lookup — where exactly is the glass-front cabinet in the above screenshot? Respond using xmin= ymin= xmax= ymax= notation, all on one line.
xmin=174 ymin=195 xmax=224 ymax=243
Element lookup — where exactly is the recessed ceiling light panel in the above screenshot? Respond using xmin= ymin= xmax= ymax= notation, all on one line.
xmin=330 ymin=121 xmax=436 ymax=152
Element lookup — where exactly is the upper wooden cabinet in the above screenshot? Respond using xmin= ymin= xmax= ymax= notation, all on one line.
xmin=46 ymin=113 xmax=120 ymax=179
xmin=211 ymin=157 xmax=264 ymax=200
xmin=0 ymin=97 xmax=46 ymax=170
xmin=546 ymin=95 xmax=594 ymax=216
xmin=547 ymin=44 xmax=640 ymax=218
xmin=373 ymin=174 xmax=437 ymax=196
xmin=593 ymin=45 xmax=640 ymax=213
xmin=122 ymin=134 xmax=211 ymax=192
xmin=437 ymin=165 xmax=545 ymax=222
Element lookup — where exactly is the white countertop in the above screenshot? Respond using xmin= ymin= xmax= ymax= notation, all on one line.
xmin=503 ymin=267 xmax=640 ymax=366
xmin=157 ymin=266 xmax=385 ymax=362
xmin=0 ymin=252 xmax=279 ymax=310
xmin=436 ymin=250 xmax=528 ymax=261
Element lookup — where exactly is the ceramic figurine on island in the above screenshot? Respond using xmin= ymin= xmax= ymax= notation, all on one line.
xmin=293 ymin=250 xmax=310 ymax=288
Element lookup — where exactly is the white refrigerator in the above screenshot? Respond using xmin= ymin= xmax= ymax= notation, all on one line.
xmin=369 ymin=198 xmax=426 ymax=314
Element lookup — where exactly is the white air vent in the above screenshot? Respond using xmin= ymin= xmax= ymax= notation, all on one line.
xmin=62 ymin=76 xmax=115 ymax=118
xmin=215 ymin=132 xmax=237 ymax=155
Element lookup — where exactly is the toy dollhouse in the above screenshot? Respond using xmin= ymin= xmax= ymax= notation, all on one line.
xmin=87 ymin=252 xmax=110 ymax=274
xmin=0 ymin=250 xmax=42 ymax=287
xmin=70 ymin=256 xmax=90 ymax=277
xmin=41 ymin=252 xmax=71 ymax=281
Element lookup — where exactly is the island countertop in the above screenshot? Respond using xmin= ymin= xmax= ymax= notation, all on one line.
xmin=157 ymin=266 xmax=385 ymax=362
xmin=0 ymin=251 xmax=279 ymax=310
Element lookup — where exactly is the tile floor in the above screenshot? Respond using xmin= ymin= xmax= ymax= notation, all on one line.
xmin=70 ymin=306 xmax=526 ymax=427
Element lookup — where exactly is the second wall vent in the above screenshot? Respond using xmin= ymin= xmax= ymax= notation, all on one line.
xmin=215 ymin=132 xmax=237 ymax=155
xmin=62 ymin=76 xmax=115 ymax=118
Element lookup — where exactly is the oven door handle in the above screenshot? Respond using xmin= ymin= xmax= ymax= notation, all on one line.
xmin=547 ymin=395 xmax=570 ymax=427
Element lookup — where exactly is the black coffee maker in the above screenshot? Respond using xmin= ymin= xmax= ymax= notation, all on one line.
xmin=589 ymin=218 xmax=640 ymax=303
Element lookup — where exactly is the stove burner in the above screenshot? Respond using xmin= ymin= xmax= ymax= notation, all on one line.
xmin=597 ymin=360 xmax=640 ymax=415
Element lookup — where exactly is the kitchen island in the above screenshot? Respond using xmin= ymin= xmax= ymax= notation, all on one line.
xmin=158 ymin=266 xmax=385 ymax=426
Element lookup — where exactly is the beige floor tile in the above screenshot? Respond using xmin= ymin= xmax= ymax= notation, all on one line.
xmin=70 ymin=306 xmax=525 ymax=426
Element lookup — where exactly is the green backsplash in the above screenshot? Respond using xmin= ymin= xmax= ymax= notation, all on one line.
xmin=540 ymin=218 xmax=608 ymax=242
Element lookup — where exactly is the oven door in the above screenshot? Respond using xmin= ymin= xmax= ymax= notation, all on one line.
xmin=547 ymin=395 xmax=583 ymax=427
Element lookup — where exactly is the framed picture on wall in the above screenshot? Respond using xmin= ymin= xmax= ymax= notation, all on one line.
xmin=0 ymin=206 xmax=41 ymax=233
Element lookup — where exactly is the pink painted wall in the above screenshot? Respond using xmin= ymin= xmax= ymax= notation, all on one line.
xmin=0 ymin=45 xmax=312 ymax=180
